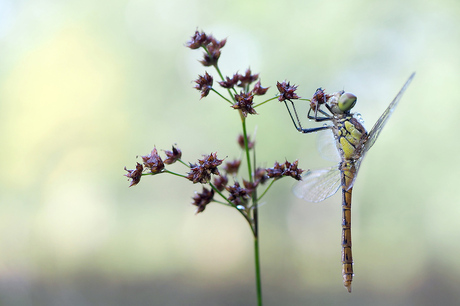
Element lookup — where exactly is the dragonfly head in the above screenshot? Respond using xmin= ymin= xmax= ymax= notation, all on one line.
xmin=332 ymin=92 xmax=357 ymax=113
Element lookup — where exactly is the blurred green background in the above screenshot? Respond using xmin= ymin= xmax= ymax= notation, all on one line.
xmin=1 ymin=0 xmax=459 ymax=305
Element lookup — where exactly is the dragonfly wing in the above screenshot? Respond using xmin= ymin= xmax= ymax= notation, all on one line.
xmin=364 ymin=73 xmax=415 ymax=152
xmin=293 ymin=167 xmax=341 ymax=202
xmin=316 ymin=130 xmax=341 ymax=163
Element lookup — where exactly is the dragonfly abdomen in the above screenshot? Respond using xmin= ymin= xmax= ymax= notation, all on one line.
xmin=342 ymin=181 xmax=353 ymax=293
xmin=341 ymin=163 xmax=356 ymax=293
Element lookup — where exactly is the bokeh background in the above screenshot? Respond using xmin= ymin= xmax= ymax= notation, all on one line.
xmin=1 ymin=0 xmax=459 ymax=305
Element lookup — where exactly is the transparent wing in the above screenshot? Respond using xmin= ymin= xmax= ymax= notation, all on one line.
xmin=316 ymin=130 xmax=341 ymax=163
xmin=293 ymin=167 xmax=341 ymax=202
xmin=364 ymin=73 xmax=415 ymax=151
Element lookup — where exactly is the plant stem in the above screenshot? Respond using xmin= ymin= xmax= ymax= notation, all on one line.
xmin=211 ymin=88 xmax=233 ymax=105
xmin=254 ymin=232 xmax=262 ymax=306
xmin=241 ymin=117 xmax=253 ymax=183
xmin=253 ymin=96 xmax=278 ymax=108
xmin=256 ymin=179 xmax=276 ymax=203
xmin=252 ymin=189 xmax=262 ymax=306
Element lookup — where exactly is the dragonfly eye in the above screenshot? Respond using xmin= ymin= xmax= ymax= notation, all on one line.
xmin=338 ymin=92 xmax=357 ymax=112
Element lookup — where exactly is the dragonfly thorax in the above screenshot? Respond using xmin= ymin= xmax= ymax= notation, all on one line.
xmin=332 ymin=115 xmax=368 ymax=162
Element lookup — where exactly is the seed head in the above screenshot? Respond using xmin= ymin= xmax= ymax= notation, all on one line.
xmin=186 ymin=30 xmax=212 ymax=49
xmin=266 ymin=160 xmax=304 ymax=180
xmin=237 ymin=134 xmax=255 ymax=150
xmin=200 ymin=38 xmax=227 ymax=67
xmin=232 ymin=92 xmax=257 ymax=117
xmin=282 ymin=160 xmax=304 ymax=180
xmin=213 ymin=175 xmax=228 ymax=191
xmin=266 ymin=161 xmax=285 ymax=178
xmin=141 ymin=148 xmax=164 ymax=173
xmin=251 ymin=80 xmax=269 ymax=96
xmin=218 ymin=73 xmax=239 ymax=89
xmin=186 ymin=30 xmax=226 ymax=67
xmin=276 ymin=81 xmax=300 ymax=101
xmin=186 ymin=152 xmax=223 ymax=184
xmin=223 ymin=159 xmax=241 ymax=175
xmin=192 ymin=187 xmax=215 ymax=214
xmin=254 ymin=167 xmax=268 ymax=185
xmin=226 ymin=181 xmax=250 ymax=207
xmin=238 ymin=68 xmax=259 ymax=88
xmin=164 ymin=146 xmax=182 ymax=165
xmin=124 ymin=162 xmax=143 ymax=187
xmin=310 ymin=88 xmax=328 ymax=111
xmin=194 ymin=72 xmax=213 ymax=99
xmin=242 ymin=179 xmax=258 ymax=195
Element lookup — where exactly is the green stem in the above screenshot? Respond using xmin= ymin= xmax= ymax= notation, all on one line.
xmin=209 ymin=183 xmax=254 ymax=231
xmin=212 ymin=62 xmax=237 ymax=102
xmin=251 ymin=183 xmax=262 ymax=305
xmin=177 ymin=159 xmax=190 ymax=167
xmin=253 ymin=96 xmax=278 ymax=108
xmin=211 ymin=88 xmax=233 ymax=105
xmin=163 ymin=170 xmax=187 ymax=178
xmin=254 ymin=233 xmax=262 ymax=306
xmin=256 ymin=179 xmax=276 ymax=203
xmin=241 ymin=117 xmax=253 ymax=183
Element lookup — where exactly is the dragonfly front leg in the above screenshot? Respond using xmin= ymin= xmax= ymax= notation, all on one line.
xmin=284 ymin=100 xmax=333 ymax=134
xmin=307 ymin=107 xmax=332 ymax=122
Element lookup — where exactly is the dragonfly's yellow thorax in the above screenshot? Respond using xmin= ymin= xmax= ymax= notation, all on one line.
xmin=334 ymin=117 xmax=367 ymax=161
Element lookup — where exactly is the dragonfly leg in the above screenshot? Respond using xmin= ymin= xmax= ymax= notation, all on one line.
xmin=284 ymin=100 xmax=332 ymax=134
xmin=307 ymin=107 xmax=332 ymax=121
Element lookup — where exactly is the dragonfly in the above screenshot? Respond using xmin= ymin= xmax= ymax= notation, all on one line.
xmin=283 ymin=73 xmax=415 ymax=293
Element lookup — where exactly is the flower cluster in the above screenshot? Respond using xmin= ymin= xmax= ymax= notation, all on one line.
xmin=186 ymin=30 xmax=227 ymax=67
xmin=188 ymin=31 xmax=269 ymax=118
xmin=125 ymin=29 xmax=305 ymax=217
xmin=124 ymin=146 xmax=180 ymax=187
xmin=266 ymin=160 xmax=304 ymax=181
xmin=186 ymin=152 xmax=223 ymax=184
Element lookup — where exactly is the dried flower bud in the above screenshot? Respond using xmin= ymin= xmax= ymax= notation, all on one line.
xmin=310 ymin=88 xmax=327 ymax=111
xmin=164 ymin=146 xmax=182 ymax=164
xmin=232 ymin=92 xmax=257 ymax=117
xmin=124 ymin=162 xmax=143 ymax=187
xmin=266 ymin=161 xmax=285 ymax=179
xmin=237 ymin=134 xmax=255 ymax=150
xmin=243 ymin=179 xmax=258 ymax=195
xmin=223 ymin=159 xmax=241 ymax=175
xmin=266 ymin=160 xmax=304 ymax=180
xmin=194 ymin=72 xmax=213 ymax=99
xmin=218 ymin=73 xmax=239 ymax=89
xmin=213 ymin=175 xmax=228 ymax=191
xmin=276 ymin=81 xmax=300 ymax=101
xmin=186 ymin=30 xmax=211 ymax=49
xmin=238 ymin=68 xmax=259 ymax=88
xmin=141 ymin=148 xmax=164 ymax=173
xmin=226 ymin=181 xmax=249 ymax=207
xmin=254 ymin=167 xmax=268 ymax=184
xmin=282 ymin=160 xmax=304 ymax=180
xmin=192 ymin=187 xmax=215 ymax=214
xmin=251 ymin=80 xmax=269 ymax=96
